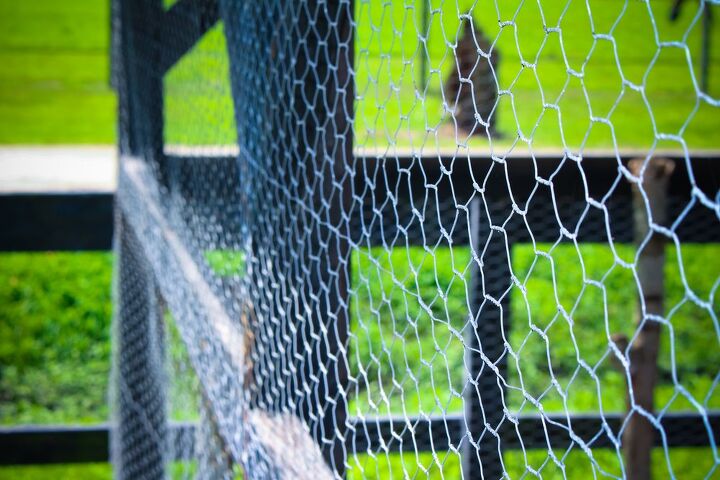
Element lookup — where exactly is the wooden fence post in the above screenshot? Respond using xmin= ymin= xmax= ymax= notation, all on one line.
xmin=220 ymin=0 xmax=354 ymax=475
xmin=114 ymin=0 xmax=165 ymax=177
xmin=463 ymin=197 xmax=511 ymax=479
xmin=114 ymin=217 xmax=167 ymax=479
xmin=624 ymin=157 xmax=675 ymax=480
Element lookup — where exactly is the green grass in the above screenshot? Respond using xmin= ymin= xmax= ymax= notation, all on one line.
xmin=4 ymin=245 xmax=715 ymax=476
xmin=0 ymin=252 xmax=112 ymax=425
xmin=2 ymin=446 xmax=716 ymax=480
xmin=0 ymin=0 xmax=116 ymax=144
xmin=163 ymin=0 xmax=720 ymax=150
xmin=348 ymin=243 xmax=720 ymax=418
xmin=0 ymin=464 xmax=111 ymax=480
xmin=3 ymin=446 xmax=717 ymax=480
xmin=352 ymin=0 xmax=720 ymax=151
xmin=346 ymin=447 xmax=719 ymax=479
xmin=3 ymin=0 xmax=719 ymax=149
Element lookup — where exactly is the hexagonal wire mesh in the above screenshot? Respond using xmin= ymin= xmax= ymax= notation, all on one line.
xmin=110 ymin=0 xmax=720 ymax=478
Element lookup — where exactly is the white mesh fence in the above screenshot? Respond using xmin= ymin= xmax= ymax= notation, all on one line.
xmin=111 ymin=0 xmax=720 ymax=478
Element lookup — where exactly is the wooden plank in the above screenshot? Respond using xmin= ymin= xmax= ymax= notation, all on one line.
xmin=351 ymin=411 xmax=720 ymax=453
xmin=0 ymin=423 xmax=194 ymax=465
xmin=119 ymin=156 xmax=342 ymax=477
xmin=1 ymin=152 xmax=717 ymax=252
xmin=0 ymin=193 xmax=113 ymax=251
xmin=220 ymin=0 xmax=354 ymax=474
xmin=3 ymin=412 xmax=717 ymax=465
xmin=118 ymin=157 xmax=248 ymax=466
xmin=115 ymin=218 xmax=167 ymax=480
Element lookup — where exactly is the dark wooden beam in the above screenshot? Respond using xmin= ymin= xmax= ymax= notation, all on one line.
xmin=0 ymin=424 xmax=108 ymax=465
xmin=354 ymin=152 xmax=720 ymax=245
xmin=0 ymin=193 xmax=113 ymax=251
xmin=349 ymin=411 xmax=720 ymax=453
xmin=219 ymin=0 xmax=355 ymax=474
xmin=163 ymin=152 xmax=720 ymax=247
xmin=0 ymin=423 xmax=194 ymax=465
xmin=4 ymin=412 xmax=716 ymax=465
xmin=2 ymin=153 xmax=717 ymax=252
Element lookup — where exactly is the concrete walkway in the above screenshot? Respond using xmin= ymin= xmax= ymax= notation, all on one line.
xmin=0 ymin=146 xmax=116 ymax=193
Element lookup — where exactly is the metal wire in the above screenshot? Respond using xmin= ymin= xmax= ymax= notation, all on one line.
xmin=111 ymin=0 xmax=720 ymax=478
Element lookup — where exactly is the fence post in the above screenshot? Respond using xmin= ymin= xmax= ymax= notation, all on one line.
xmin=114 ymin=0 xmax=165 ymax=177
xmin=464 ymin=197 xmax=510 ymax=479
xmin=113 ymin=217 xmax=167 ymax=479
xmin=418 ymin=0 xmax=429 ymax=90
xmin=220 ymin=0 xmax=353 ymax=475
xmin=623 ymin=158 xmax=674 ymax=480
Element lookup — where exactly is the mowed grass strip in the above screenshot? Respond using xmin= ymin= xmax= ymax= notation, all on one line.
xmin=165 ymin=0 xmax=720 ymax=149
xmin=0 ymin=0 xmax=115 ymax=144
xmin=4 ymin=0 xmax=714 ymax=149
xmin=353 ymin=0 xmax=720 ymax=150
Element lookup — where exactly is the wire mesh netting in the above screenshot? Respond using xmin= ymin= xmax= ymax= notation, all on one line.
xmin=111 ymin=0 xmax=720 ymax=478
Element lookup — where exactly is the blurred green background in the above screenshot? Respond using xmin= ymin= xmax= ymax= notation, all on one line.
xmin=1 ymin=0 xmax=719 ymax=478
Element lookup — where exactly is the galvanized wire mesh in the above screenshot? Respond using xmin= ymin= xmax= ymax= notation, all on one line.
xmin=111 ymin=0 xmax=720 ymax=478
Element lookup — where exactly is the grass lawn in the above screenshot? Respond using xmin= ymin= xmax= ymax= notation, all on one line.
xmin=0 ymin=253 xmax=112 ymax=425
xmin=0 ymin=0 xmax=116 ymax=144
xmin=2 ymin=0 xmax=719 ymax=150
xmin=346 ymin=446 xmax=719 ymax=479
xmin=349 ymin=244 xmax=720 ymax=417
xmin=1 ymin=245 xmax=717 ymax=477
xmin=0 ymin=464 xmax=111 ymax=480
xmin=165 ymin=0 xmax=720 ymax=150
xmin=352 ymin=0 xmax=720 ymax=151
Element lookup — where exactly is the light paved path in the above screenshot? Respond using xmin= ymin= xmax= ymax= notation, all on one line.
xmin=0 ymin=146 xmax=116 ymax=193
xmin=1 ymin=145 xmax=710 ymax=193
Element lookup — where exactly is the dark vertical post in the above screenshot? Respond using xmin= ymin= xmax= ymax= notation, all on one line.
xmin=115 ymin=0 xmax=165 ymax=178
xmin=701 ymin=3 xmax=713 ymax=93
xmin=463 ymin=197 xmax=510 ymax=480
xmin=281 ymin=1 xmax=354 ymax=473
xmin=220 ymin=0 xmax=353 ymax=475
xmin=115 ymin=218 xmax=167 ymax=479
xmin=623 ymin=158 xmax=674 ymax=480
xmin=113 ymin=0 xmax=167 ymax=475
xmin=297 ymin=2 xmax=353 ymax=473
xmin=419 ymin=0 xmax=429 ymax=90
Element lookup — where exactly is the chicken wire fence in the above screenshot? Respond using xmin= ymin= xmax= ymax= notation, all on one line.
xmin=110 ymin=0 xmax=720 ymax=479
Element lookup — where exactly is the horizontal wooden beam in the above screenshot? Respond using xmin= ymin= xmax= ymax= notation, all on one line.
xmin=351 ymin=411 xmax=720 ymax=452
xmin=2 ymin=152 xmax=717 ymax=252
xmin=165 ymin=152 xmax=719 ymax=246
xmin=3 ymin=411 xmax=718 ymax=465
xmin=0 ymin=193 xmax=113 ymax=251
xmin=0 ymin=422 xmax=194 ymax=465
